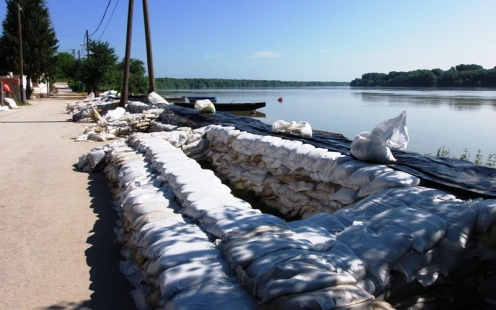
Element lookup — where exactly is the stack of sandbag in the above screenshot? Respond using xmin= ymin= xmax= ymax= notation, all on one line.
xmin=76 ymin=125 xmax=496 ymax=309
xmin=200 ymin=125 xmax=420 ymax=219
xmin=104 ymin=132 xmax=398 ymax=309
xmin=102 ymin=137 xmax=257 ymax=309
xmin=332 ymin=186 xmax=496 ymax=307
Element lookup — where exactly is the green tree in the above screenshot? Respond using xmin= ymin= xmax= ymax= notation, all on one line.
xmin=116 ymin=58 xmax=147 ymax=94
xmin=55 ymin=52 xmax=76 ymax=80
xmin=79 ymin=40 xmax=118 ymax=93
xmin=0 ymin=0 xmax=58 ymax=98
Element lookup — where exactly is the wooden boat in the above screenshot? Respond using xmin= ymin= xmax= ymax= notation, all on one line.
xmin=174 ymin=101 xmax=266 ymax=111
xmin=187 ymin=96 xmax=217 ymax=103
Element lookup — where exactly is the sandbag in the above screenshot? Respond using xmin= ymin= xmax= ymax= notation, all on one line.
xmin=257 ymin=284 xmax=373 ymax=310
xmin=336 ymin=224 xmax=413 ymax=288
xmin=163 ymin=278 xmax=256 ymax=310
xmin=158 ymin=257 xmax=234 ymax=301
xmin=194 ymin=99 xmax=216 ymax=113
xmin=351 ymin=111 xmax=409 ymax=164
xmin=254 ymin=256 xmax=357 ymax=302
xmin=272 ymin=120 xmax=312 ymax=137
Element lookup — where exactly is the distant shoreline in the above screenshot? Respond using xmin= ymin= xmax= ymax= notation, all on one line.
xmin=155 ymin=77 xmax=349 ymax=89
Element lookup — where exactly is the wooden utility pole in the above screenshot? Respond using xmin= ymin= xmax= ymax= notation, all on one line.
xmin=142 ymin=0 xmax=155 ymax=93
xmin=17 ymin=3 xmax=25 ymax=103
xmin=120 ymin=0 xmax=134 ymax=107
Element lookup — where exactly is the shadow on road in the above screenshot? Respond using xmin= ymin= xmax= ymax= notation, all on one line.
xmin=40 ymin=172 xmax=136 ymax=310
xmin=84 ymin=171 xmax=136 ymax=309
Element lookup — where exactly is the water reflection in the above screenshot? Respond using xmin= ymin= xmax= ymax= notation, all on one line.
xmin=229 ymin=110 xmax=266 ymax=118
xmin=355 ymin=89 xmax=496 ymax=111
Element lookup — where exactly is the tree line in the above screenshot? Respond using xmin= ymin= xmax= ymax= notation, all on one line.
xmin=350 ymin=64 xmax=496 ymax=88
xmin=155 ymin=78 xmax=348 ymax=89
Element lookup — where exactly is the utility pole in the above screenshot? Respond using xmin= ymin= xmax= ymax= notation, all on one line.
xmin=120 ymin=0 xmax=134 ymax=107
xmin=85 ymin=29 xmax=90 ymax=59
xmin=17 ymin=3 xmax=25 ymax=103
xmin=142 ymin=0 xmax=155 ymax=93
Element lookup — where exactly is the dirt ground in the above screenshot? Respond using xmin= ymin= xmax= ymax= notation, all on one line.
xmin=0 ymin=83 xmax=136 ymax=309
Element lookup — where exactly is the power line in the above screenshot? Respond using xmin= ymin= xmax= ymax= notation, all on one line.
xmin=88 ymin=0 xmax=112 ymax=37
xmin=98 ymin=0 xmax=120 ymax=41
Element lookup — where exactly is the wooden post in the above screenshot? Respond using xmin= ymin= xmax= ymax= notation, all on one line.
xmin=142 ymin=0 xmax=155 ymax=93
xmin=120 ymin=0 xmax=135 ymax=107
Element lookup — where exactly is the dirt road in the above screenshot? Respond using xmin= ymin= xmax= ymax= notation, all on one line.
xmin=0 ymin=83 xmax=136 ymax=309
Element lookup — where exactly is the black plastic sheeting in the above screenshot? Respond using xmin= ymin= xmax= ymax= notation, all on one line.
xmin=163 ymin=106 xmax=496 ymax=198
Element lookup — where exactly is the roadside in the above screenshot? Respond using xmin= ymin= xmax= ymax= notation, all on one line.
xmin=0 ymin=83 xmax=136 ymax=309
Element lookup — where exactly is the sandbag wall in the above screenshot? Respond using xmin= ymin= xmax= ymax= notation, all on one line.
xmin=201 ymin=125 xmax=421 ymax=220
xmin=78 ymin=114 xmax=496 ymax=308
xmin=98 ymin=132 xmax=399 ymax=309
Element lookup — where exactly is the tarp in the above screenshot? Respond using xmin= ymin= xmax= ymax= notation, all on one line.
xmin=162 ymin=106 xmax=496 ymax=198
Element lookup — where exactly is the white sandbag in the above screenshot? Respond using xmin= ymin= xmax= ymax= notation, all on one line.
xmin=194 ymin=99 xmax=216 ymax=113
xmin=122 ymin=192 xmax=169 ymax=212
xmin=257 ymin=284 xmax=373 ymax=310
xmin=180 ymin=188 xmax=235 ymax=208
xmin=208 ymin=213 xmax=287 ymax=240
xmin=329 ymin=160 xmax=372 ymax=183
xmin=393 ymin=248 xmax=439 ymax=282
xmin=475 ymin=199 xmax=496 ymax=232
xmin=173 ymin=181 xmax=230 ymax=202
xmin=350 ymin=111 xmax=409 ymax=164
xmin=166 ymin=169 xmax=219 ymax=189
xmin=288 ymin=212 xmax=346 ymax=235
xmin=148 ymin=91 xmax=169 ymax=105
xmin=272 ymin=120 xmax=312 ymax=137
xmin=368 ymin=206 xmax=447 ymax=253
xmin=329 ymin=187 xmax=359 ymax=205
xmin=163 ymin=278 xmax=257 ymax=310
xmin=199 ymin=206 xmax=261 ymax=228
xmin=105 ymin=107 xmax=126 ymax=121
xmin=358 ymin=171 xmax=420 ymax=197
xmin=412 ymin=199 xmax=478 ymax=250
xmin=158 ymin=258 xmax=234 ymax=301
xmin=146 ymin=241 xmax=221 ymax=277
xmin=288 ymin=180 xmax=315 ymax=192
xmin=126 ymin=201 xmax=179 ymax=223
xmin=4 ymin=97 xmax=19 ymax=109
xmin=321 ymin=241 xmax=367 ymax=281
xmin=286 ymin=143 xmax=316 ymax=169
xmin=133 ymin=220 xmax=193 ymax=248
xmin=336 ymin=224 xmax=413 ymax=287
xmin=221 ymin=235 xmax=316 ymax=269
xmin=86 ymin=148 xmax=107 ymax=169
xmin=290 ymin=225 xmax=337 ymax=251
xmin=342 ymin=165 xmax=393 ymax=190
xmin=254 ymin=255 xmax=357 ymax=303
xmin=244 ymin=248 xmax=312 ymax=279
xmin=131 ymin=212 xmax=185 ymax=232
xmin=141 ymin=232 xmax=212 ymax=260
xmin=182 ymin=196 xmax=248 ymax=220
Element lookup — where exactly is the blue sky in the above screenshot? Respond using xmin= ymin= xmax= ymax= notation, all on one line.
xmin=1 ymin=0 xmax=496 ymax=81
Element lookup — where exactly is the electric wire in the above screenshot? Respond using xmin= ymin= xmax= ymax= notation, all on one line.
xmin=98 ymin=0 xmax=120 ymax=41
xmin=88 ymin=0 xmax=112 ymax=37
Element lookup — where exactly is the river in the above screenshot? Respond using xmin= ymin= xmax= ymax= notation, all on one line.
xmin=158 ymin=87 xmax=496 ymax=162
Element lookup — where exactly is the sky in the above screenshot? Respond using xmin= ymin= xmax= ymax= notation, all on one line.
xmin=1 ymin=0 xmax=496 ymax=82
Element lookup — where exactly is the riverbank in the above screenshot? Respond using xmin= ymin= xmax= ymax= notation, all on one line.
xmin=0 ymin=83 xmax=135 ymax=309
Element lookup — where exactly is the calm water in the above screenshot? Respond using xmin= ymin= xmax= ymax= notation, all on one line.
xmin=158 ymin=87 xmax=496 ymax=159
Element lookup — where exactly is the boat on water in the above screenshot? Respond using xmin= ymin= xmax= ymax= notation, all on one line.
xmin=174 ymin=101 xmax=266 ymax=111
xmin=187 ymin=96 xmax=217 ymax=103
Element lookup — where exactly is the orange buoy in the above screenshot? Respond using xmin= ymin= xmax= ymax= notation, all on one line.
xmin=277 ymin=97 xmax=283 ymax=103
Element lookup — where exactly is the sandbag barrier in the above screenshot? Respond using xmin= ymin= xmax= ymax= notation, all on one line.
xmin=89 ymin=131 xmax=398 ymax=309
xmin=79 ymin=124 xmax=496 ymax=308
